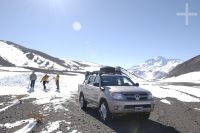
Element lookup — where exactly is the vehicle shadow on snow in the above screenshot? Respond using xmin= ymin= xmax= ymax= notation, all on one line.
xmin=83 ymin=107 xmax=180 ymax=133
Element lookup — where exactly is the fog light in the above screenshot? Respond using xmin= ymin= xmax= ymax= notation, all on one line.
xmin=114 ymin=105 xmax=119 ymax=110
xmin=114 ymin=105 xmax=122 ymax=111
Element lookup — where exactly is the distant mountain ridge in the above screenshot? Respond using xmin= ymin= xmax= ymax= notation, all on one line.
xmin=128 ymin=56 xmax=183 ymax=80
xmin=3 ymin=40 xmax=198 ymax=80
xmin=167 ymin=55 xmax=200 ymax=78
xmin=0 ymin=40 xmax=100 ymax=71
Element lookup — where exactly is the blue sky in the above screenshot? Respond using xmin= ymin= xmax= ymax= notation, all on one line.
xmin=0 ymin=0 xmax=200 ymax=68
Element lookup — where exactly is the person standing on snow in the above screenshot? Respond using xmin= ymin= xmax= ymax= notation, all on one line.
xmin=54 ymin=74 xmax=60 ymax=90
xmin=30 ymin=71 xmax=37 ymax=89
xmin=40 ymin=74 xmax=49 ymax=90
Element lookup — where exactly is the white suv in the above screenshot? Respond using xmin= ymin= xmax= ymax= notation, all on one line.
xmin=78 ymin=67 xmax=155 ymax=122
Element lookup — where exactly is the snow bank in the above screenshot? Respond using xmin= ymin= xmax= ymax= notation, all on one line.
xmin=142 ymin=85 xmax=200 ymax=102
xmin=162 ymin=71 xmax=200 ymax=83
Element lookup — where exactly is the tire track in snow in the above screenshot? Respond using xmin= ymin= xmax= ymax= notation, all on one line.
xmin=160 ymin=87 xmax=200 ymax=100
xmin=0 ymin=100 xmax=19 ymax=113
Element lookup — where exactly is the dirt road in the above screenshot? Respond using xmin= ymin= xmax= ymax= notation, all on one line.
xmin=0 ymin=94 xmax=200 ymax=133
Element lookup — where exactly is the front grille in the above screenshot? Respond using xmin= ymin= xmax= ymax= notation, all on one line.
xmin=124 ymin=104 xmax=151 ymax=109
xmin=123 ymin=93 xmax=148 ymax=101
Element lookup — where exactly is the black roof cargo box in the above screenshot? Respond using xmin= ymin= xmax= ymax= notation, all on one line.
xmin=100 ymin=66 xmax=115 ymax=74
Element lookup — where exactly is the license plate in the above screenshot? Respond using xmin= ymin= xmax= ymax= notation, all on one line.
xmin=135 ymin=107 xmax=143 ymax=112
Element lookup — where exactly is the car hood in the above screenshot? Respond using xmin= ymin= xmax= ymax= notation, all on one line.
xmin=106 ymin=86 xmax=150 ymax=93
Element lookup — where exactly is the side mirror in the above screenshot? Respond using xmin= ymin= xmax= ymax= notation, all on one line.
xmin=100 ymin=87 xmax=105 ymax=91
xmin=135 ymin=83 xmax=139 ymax=87
xmin=93 ymin=83 xmax=100 ymax=87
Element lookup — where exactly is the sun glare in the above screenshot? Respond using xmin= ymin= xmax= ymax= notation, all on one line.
xmin=72 ymin=21 xmax=82 ymax=31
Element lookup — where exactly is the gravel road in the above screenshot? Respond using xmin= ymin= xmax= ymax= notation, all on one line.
xmin=0 ymin=94 xmax=200 ymax=133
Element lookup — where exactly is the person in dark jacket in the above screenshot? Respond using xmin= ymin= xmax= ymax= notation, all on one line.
xmin=30 ymin=71 xmax=37 ymax=89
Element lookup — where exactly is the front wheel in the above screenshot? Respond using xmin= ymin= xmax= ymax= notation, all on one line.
xmin=79 ymin=94 xmax=87 ymax=110
xmin=142 ymin=113 xmax=150 ymax=119
xmin=99 ymin=101 xmax=112 ymax=122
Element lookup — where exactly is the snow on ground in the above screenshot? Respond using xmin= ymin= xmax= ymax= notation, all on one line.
xmin=163 ymin=85 xmax=200 ymax=98
xmin=71 ymin=130 xmax=79 ymax=133
xmin=0 ymin=71 xmax=84 ymax=114
xmin=194 ymin=108 xmax=200 ymax=111
xmin=141 ymin=72 xmax=200 ymax=102
xmin=41 ymin=120 xmax=71 ymax=133
xmin=0 ymin=67 xmax=31 ymax=72
xmin=0 ymin=71 xmax=84 ymax=96
xmin=0 ymin=118 xmax=37 ymax=133
xmin=0 ymin=67 xmax=85 ymax=133
xmin=1 ymin=67 xmax=200 ymax=132
xmin=160 ymin=99 xmax=171 ymax=104
xmin=146 ymin=71 xmax=200 ymax=102
xmin=161 ymin=71 xmax=200 ymax=83
xmin=0 ymin=99 xmax=19 ymax=112
xmin=14 ymin=119 xmax=37 ymax=133
xmin=141 ymin=84 xmax=200 ymax=102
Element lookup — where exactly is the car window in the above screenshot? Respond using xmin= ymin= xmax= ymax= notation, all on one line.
xmin=101 ymin=76 xmax=134 ymax=86
xmin=122 ymin=77 xmax=133 ymax=86
xmin=94 ymin=76 xmax=100 ymax=84
xmin=93 ymin=76 xmax=100 ymax=87
xmin=88 ymin=76 xmax=95 ymax=85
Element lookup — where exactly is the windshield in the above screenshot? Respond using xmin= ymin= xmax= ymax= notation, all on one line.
xmin=101 ymin=75 xmax=135 ymax=86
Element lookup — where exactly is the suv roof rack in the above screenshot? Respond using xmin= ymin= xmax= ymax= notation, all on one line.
xmin=100 ymin=66 xmax=116 ymax=74
xmin=85 ymin=66 xmax=122 ymax=79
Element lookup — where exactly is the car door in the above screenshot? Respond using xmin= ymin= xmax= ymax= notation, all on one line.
xmin=85 ymin=75 xmax=95 ymax=102
xmin=90 ymin=76 xmax=101 ymax=106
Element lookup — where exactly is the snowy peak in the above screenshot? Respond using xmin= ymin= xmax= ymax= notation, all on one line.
xmin=129 ymin=56 xmax=183 ymax=80
xmin=143 ymin=56 xmax=182 ymax=68
xmin=145 ymin=56 xmax=167 ymax=66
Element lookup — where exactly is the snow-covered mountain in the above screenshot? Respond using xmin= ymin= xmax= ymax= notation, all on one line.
xmin=0 ymin=40 xmax=101 ymax=71
xmin=128 ymin=56 xmax=183 ymax=80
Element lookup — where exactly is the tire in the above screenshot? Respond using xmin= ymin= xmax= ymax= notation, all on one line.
xmin=142 ymin=113 xmax=150 ymax=119
xmin=99 ymin=101 xmax=112 ymax=122
xmin=79 ymin=94 xmax=87 ymax=110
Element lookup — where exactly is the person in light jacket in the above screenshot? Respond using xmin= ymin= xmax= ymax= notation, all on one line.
xmin=54 ymin=74 xmax=60 ymax=90
xmin=40 ymin=74 xmax=49 ymax=90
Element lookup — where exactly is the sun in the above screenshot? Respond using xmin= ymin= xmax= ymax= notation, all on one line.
xmin=72 ymin=21 xmax=82 ymax=31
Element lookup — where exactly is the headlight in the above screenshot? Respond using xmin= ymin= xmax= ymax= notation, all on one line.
xmin=147 ymin=93 xmax=153 ymax=99
xmin=110 ymin=92 xmax=125 ymax=100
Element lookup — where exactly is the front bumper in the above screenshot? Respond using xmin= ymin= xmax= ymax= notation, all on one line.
xmin=107 ymin=99 xmax=155 ymax=114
